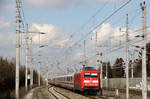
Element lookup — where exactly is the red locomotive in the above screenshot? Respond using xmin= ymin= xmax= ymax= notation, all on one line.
xmin=50 ymin=67 xmax=100 ymax=94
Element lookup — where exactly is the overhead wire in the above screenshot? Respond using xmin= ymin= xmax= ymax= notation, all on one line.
xmin=67 ymin=2 xmax=108 ymax=43
xmin=53 ymin=1 xmax=150 ymax=73
xmin=54 ymin=3 xmax=109 ymax=65
xmin=86 ymin=26 xmax=150 ymax=63
xmin=56 ymin=0 xmax=133 ymax=69
xmin=59 ymin=0 xmax=133 ymax=60
xmin=97 ymin=8 xmax=150 ymax=58
xmin=58 ymin=2 xmax=108 ymax=58
xmin=104 ymin=30 xmax=150 ymax=55
xmin=100 ymin=9 xmax=150 ymax=56
xmin=105 ymin=35 xmax=150 ymax=55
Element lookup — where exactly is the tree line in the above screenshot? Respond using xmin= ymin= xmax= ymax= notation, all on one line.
xmin=0 ymin=57 xmax=39 ymax=93
xmin=100 ymin=42 xmax=150 ymax=78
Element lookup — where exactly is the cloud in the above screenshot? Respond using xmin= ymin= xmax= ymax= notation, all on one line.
xmin=25 ymin=0 xmax=73 ymax=8
xmin=4 ymin=4 xmax=15 ymax=10
xmin=91 ymin=23 xmax=141 ymax=50
xmin=91 ymin=24 xmax=120 ymax=46
xmin=73 ymin=52 xmax=84 ymax=61
xmin=0 ymin=33 xmax=15 ymax=45
xmin=0 ymin=0 xmax=7 ymax=6
xmin=25 ymin=0 xmax=122 ymax=8
xmin=30 ymin=24 xmax=60 ymax=43
xmin=96 ymin=0 xmax=123 ymax=2
xmin=0 ymin=33 xmax=15 ymax=58
xmin=0 ymin=18 xmax=12 ymax=29
xmin=30 ymin=23 xmax=73 ymax=48
xmin=0 ymin=0 xmax=15 ymax=12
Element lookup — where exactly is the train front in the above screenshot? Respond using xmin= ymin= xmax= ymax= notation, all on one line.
xmin=81 ymin=67 xmax=100 ymax=93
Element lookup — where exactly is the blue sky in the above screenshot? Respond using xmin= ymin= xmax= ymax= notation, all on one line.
xmin=0 ymin=0 xmax=150 ymax=76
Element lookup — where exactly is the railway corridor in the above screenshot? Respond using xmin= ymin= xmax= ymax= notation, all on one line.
xmin=23 ymin=86 xmax=52 ymax=99
xmin=48 ymin=86 xmax=70 ymax=99
xmin=23 ymin=85 xmax=108 ymax=99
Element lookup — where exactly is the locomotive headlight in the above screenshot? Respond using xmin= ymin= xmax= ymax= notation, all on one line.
xmin=92 ymin=80 xmax=98 ymax=83
xmin=84 ymin=80 xmax=90 ymax=83
xmin=91 ymin=73 xmax=97 ymax=76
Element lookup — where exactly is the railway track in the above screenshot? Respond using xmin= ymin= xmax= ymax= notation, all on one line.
xmin=87 ymin=95 xmax=115 ymax=99
xmin=49 ymin=85 xmax=115 ymax=99
xmin=48 ymin=86 xmax=71 ymax=99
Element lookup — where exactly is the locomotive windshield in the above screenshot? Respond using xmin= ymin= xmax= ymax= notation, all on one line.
xmin=83 ymin=67 xmax=96 ymax=70
xmin=84 ymin=73 xmax=98 ymax=78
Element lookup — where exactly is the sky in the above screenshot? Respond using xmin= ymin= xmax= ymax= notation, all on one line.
xmin=0 ymin=0 xmax=150 ymax=77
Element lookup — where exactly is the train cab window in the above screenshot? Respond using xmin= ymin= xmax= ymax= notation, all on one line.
xmin=84 ymin=73 xmax=91 ymax=77
xmin=68 ymin=76 xmax=71 ymax=81
xmin=70 ymin=77 xmax=72 ymax=81
xmin=83 ymin=67 xmax=96 ymax=70
xmin=67 ymin=77 xmax=69 ymax=81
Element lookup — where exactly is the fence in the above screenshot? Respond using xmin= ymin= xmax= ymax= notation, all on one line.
xmin=102 ymin=78 xmax=150 ymax=90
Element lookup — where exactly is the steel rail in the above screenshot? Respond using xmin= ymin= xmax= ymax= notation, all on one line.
xmin=48 ymin=86 xmax=71 ymax=99
xmin=53 ymin=87 xmax=71 ymax=99
xmin=48 ymin=86 xmax=58 ymax=99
